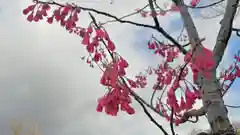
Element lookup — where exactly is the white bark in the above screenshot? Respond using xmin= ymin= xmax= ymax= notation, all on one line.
xmin=176 ymin=0 xmax=240 ymax=134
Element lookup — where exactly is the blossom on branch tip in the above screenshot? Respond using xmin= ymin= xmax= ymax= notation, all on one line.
xmin=190 ymin=0 xmax=200 ymax=7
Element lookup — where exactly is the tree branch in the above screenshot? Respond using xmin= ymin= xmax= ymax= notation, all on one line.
xmin=181 ymin=107 xmax=207 ymax=123
xmin=36 ymin=0 xmax=187 ymax=54
xmin=148 ymin=0 xmax=161 ymax=28
xmin=185 ymin=0 xmax=226 ymax=9
xmin=134 ymin=96 xmax=169 ymax=135
xmin=148 ymin=0 xmax=187 ymax=54
xmin=222 ymin=77 xmax=236 ymax=96
xmin=150 ymin=89 xmax=157 ymax=106
xmin=170 ymin=107 xmax=176 ymax=135
xmin=213 ymin=0 xmax=240 ymax=67
xmin=182 ymin=38 xmax=205 ymax=47
xmin=119 ymin=77 xmax=169 ymax=135
xmin=100 ymin=2 xmax=150 ymax=25
xmin=225 ymin=104 xmax=240 ymax=108
xmin=232 ymin=27 xmax=240 ymax=36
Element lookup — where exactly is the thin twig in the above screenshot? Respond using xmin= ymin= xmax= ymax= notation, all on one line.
xmin=135 ymin=97 xmax=169 ymax=135
xmin=185 ymin=0 xmax=226 ymax=9
xmin=148 ymin=0 xmax=161 ymax=29
xmin=120 ymin=77 xmax=169 ymax=135
xmin=150 ymin=89 xmax=157 ymax=106
xmin=100 ymin=3 xmax=150 ymax=25
xmin=225 ymin=104 xmax=240 ymax=108
xmin=170 ymin=107 xmax=175 ymax=135
xmin=182 ymin=38 xmax=205 ymax=47
xmin=232 ymin=27 xmax=240 ymax=36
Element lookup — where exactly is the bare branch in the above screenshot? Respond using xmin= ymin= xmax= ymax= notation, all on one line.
xmin=134 ymin=96 xmax=169 ymax=135
xmin=150 ymin=89 xmax=157 ymax=106
xmin=148 ymin=0 xmax=161 ymax=28
xmin=198 ymin=3 xmax=240 ymax=20
xmin=120 ymin=77 xmax=170 ymax=135
xmin=170 ymin=107 xmax=176 ymax=135
xmin=182 ymin=38 xmax=205 ymax=47
xmin=232 ymin=27 xmax=240 ymax=36
xmin=225 ymin=104 xmax=240 ymax=108
xmin=100 ymin=3 xmax=150 ymax=25
xmin=185 ymin=0 xmax=226 ymax=9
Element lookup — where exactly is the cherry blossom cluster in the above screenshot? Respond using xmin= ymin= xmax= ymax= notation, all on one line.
xmin=22 ymin=0 xmax=239 ymax=126
xmin=144 ymin=37 xmax=203 ymax=125
xmin=219 ymin=54 xmax=240 ymax=92
xmin=145 ymin=37 xmax=240 ymax=125
xmin=22 ymin=0 xmax=148 ymax=116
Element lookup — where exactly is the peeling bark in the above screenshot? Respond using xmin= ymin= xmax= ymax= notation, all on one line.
xmin=175 ymin=0 xmax=240 ymax=134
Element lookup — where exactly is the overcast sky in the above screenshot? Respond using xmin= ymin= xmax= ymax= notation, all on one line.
xmin=0 ymin=0 xmax=240 ymax=135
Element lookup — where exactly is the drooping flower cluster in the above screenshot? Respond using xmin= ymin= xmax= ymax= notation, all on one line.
xmin=97 ymin=56 xmax=147 ymax=115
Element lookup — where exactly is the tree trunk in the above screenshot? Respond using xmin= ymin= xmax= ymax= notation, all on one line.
xmin=201 ymin=71 xmax=233 ymax=135
xmin=175 ymin=0 xmax=240 ymax=134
